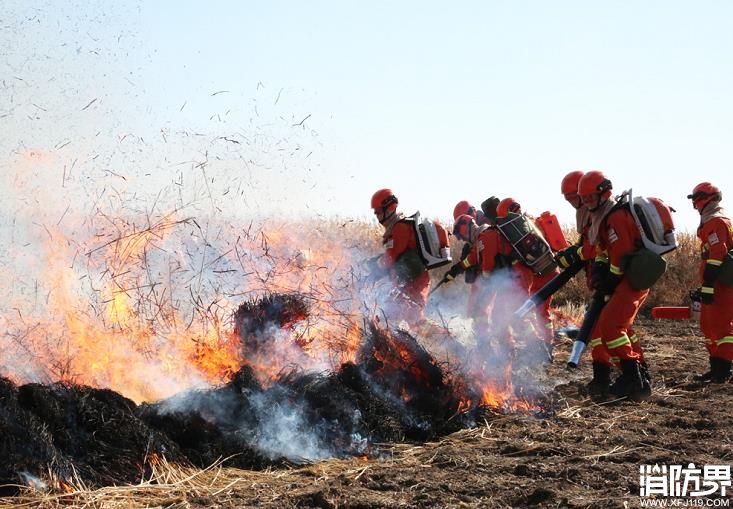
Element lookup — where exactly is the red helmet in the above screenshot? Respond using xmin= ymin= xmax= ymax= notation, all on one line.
xmin=371 ymin=188 xmax=398 ymax=212
xmin=453 ymin=214 xmax=477 ymax=242
xmin=453 ymin=200 xmax=476 ymax=220
xmin=578 ymin=171 xmax=612 ymax=199
xmin=687 ymin=182 xmax=722 ymax=211
xmin=496 ymin=197 xmax=521 ymax=218
xmin=561 ymin=170 xmax=584 ymax=195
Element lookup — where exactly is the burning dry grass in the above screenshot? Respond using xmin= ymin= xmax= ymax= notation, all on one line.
xmin=1 ymin=293 xmax=553 ymax=497
xmin=0 ymin=207 xmax=711 ymax=505
xmin=0 ymin=214 xmax=378 ymax=401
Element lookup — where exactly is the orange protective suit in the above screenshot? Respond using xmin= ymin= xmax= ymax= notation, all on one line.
xmin=575 ymin=212 xmax=613 ymax=367
xmin=697 ymin=216 xmax=733 ymax=361
xmin=380 ymin=220 xmax=430 ymax=324
xmin=527 ymin=266 xmax=559 ymax=347
xmin=460 ymin=227 xmax=534 ymax=353
xmin=594 ymin=206 xmax=647 ymax=365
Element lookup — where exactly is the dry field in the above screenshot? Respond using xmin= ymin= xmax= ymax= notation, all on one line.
xmin=2 ymin=222 xmax=729 ymax=509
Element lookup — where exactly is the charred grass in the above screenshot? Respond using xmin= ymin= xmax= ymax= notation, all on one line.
xmin=2 ymin=226 xmax=725 ymax=509
xmin=3 ymin=318 xmax=730 ymax=509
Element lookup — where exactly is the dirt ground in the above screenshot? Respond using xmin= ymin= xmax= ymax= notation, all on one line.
xmin=2 ymin=317 xmax=731 ymax=509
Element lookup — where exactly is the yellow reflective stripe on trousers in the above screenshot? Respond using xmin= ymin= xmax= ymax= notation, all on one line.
xmin=610 ymin=264 xmax=624 ymax=276
xmin=589 ymin=338 xmax=603 ymax=349
xmin=701 ymin=286 xmax=715 ymax=294
xmin=462 ymin=258 xmax=472 ymax=269
xmin=717 ymin=336 xmax=733 ymax=346
xmin=606 ymin=334 xmax=631 ymax=349
xmin=707 ymin=259 xmax=723 ymax=266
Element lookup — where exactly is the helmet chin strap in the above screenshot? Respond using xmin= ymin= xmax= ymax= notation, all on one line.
xmin=379 ymin=208 xmax=395 ymax=224
xmin=470 ymin=226 xmax=479 ymax=244
xmin=587 ymin=194 xmax=606 ymax=212
xmin=699 ymin=198 xmax=720 ymax=215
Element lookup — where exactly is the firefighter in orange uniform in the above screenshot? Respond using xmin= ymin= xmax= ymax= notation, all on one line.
xmin=453 ymin=200 xmax=477 ymax=222
xmin=577 ymin=171 xmax=651 ymax=401
xmin=452 ymin=200 xmax=485 ymax=324
xmin=446 ymin=214 xmax=533 ymax=359
xmin=555 ymin=171 xmax=613 ymax=395
xmin=688 ymin=182 xmax=733 ymax=382
xmin=495 ymin=197 xmax=559 ymax=359
xmin=454 ymin=200 xmax=490 ymax=226
xmin=371 ymin=188 xmax=431 ymax=325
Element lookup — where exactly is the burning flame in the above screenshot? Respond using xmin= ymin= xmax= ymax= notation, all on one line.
xmin=1 ymin=202 xmax=368 ymax=402
xmin=2 ymin=160 xmax=543 ymax=415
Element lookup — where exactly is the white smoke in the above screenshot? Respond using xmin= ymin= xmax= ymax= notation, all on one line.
xmin=248 ymin=392 xmax=332 ymax=462
xmin=17 ymin=471 xmax=48 ymax=492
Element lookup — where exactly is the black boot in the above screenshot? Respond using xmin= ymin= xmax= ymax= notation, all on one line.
xmin=586 ymin=362 xmax=611 ymax=397
xmin=639 ymin=362 xmax=652 ymax=399
xmin=610 ymin=359 xmax=651 ymax=402
xmin=693 ymin=357 xmax=715 ymax=382
xmin=711 ymin=358 xmax=732 ymax=383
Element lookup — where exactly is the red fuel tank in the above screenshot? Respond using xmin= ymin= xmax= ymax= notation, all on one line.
xmin=536 ymin=211 xmax=569 ymax=252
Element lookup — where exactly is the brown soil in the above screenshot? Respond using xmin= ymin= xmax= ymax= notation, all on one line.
xmin=3 ymin=318 xmax=732 ymax=509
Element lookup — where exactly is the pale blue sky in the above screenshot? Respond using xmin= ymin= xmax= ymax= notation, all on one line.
xmin=2 ymin=1 xmax=732 ymax=232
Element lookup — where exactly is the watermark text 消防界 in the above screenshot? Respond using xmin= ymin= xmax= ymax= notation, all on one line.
xmin=639 ymin=464 xmax=730 ymax=506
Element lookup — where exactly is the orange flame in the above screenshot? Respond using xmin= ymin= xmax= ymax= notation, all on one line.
xmin=1 ymin=209 xmax=368 ymax=402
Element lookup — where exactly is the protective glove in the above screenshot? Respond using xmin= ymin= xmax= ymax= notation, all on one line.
xmin=598 ymin=272 xmax=622 ymax=296
xmin=702 ymin=262 xmax=721 ymax=288
xmin=700 ymin=286 xmax=715 ymax=305
xmin=689 ymin=288 xmax=703 ymax=303
xmin=364 ymin=255 xmax=387 ymax=284
xmin=365 ymin=255 xmax=382 ymax=273
xmin=590 ymin=261 xmax=610 ymax=290
xmin=701 ymin=262 xmax=719 ymax=305
xmin=444 ymin=262 xmax=465 ymax=281
xmin=555 ymin=245 xmax=582 ymax=269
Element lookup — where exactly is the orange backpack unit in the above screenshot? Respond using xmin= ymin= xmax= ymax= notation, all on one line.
xmin=535 ymin=211 xmax=569 ymax=252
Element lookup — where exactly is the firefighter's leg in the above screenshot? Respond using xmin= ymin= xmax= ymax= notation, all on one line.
xmin=526 ymin=294 xmax=554 ymax=363
xmin=466 ymin=279 xmax=510 ymax=391
xmin=507 ymin=265 xmax=548 ymax=363
xmin=540 ymin=296 xmax=554 ymax=345
xmin=530 ymin=270 xmax=557 ymax=349
xmin=468 ymin=283 xmax=489 ymax=338
xmin=627 ymin=327 xmax=645 ymax=363
xmin=467 ymin=282 xmax=480 ymax=316
xmin=587 ymin=322 xmax=612 ymax=396
xmin=706 ymin=283 xmax=733 ymax=382
xmin=696 ymin=300 xmax=719 ymax=382
xmin=471 ymin=278 xmax=495 ymax=349
xmin=599 ymin=279 xmax=650 ymax=400
xmin=627 ymin=327 xmax=651 ymax=386
xmin=590 ymin=322 xmax=612 ymax=364
xmin=485 ymin=276 xmax=520 ymax=386
xmin=385 ymin=273 xmax=430 ymax=328
xmin=700 ymin=296 xmax=719 ymax=357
